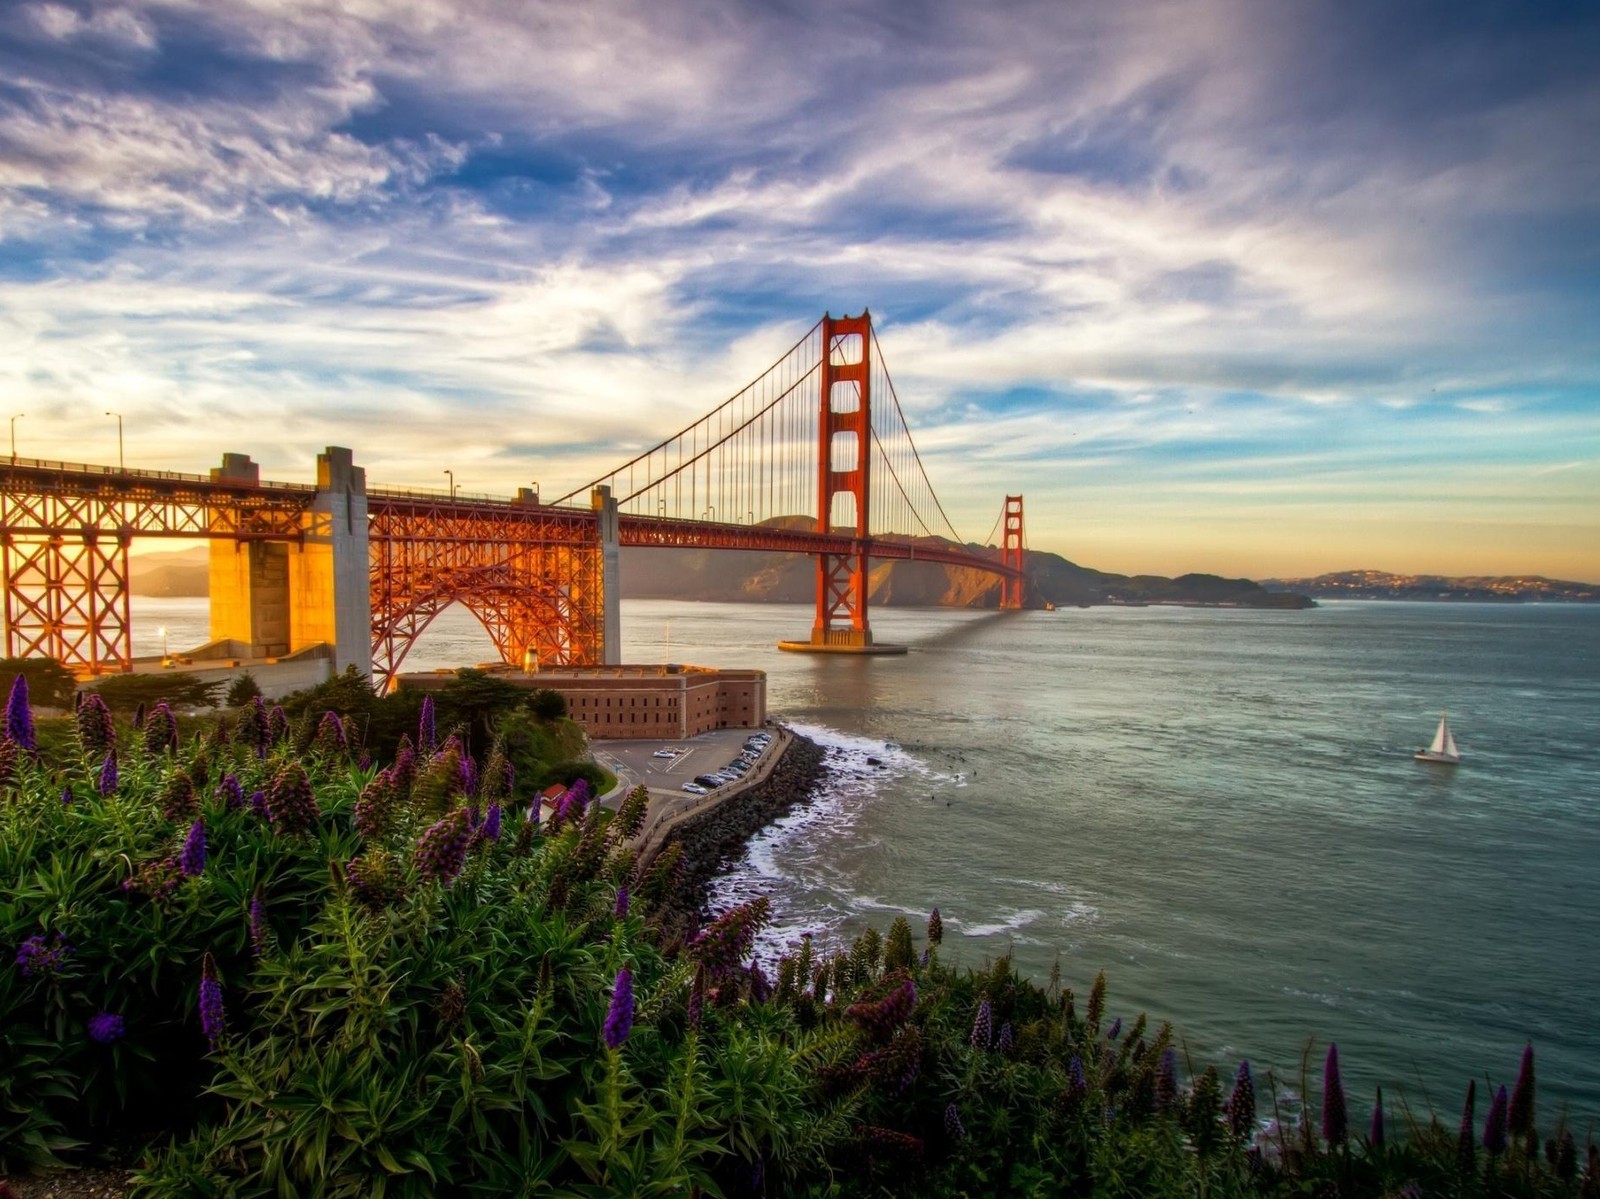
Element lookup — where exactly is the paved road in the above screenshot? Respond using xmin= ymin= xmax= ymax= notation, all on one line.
xmin=591 ymin=726 xmax=773 ymax=795
xmin=585 ymin=725 xmax=783 ymax=862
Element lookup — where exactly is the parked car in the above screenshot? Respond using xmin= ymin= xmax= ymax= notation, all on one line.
xmin=693 ymin=774 xmax=723 ymax=788
xmin=652 ymin=749 xmax=677 ymax=759
xmin=681 ymin=782 xmax=708 ymax=794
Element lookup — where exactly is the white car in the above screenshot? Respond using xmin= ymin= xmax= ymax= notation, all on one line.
xmin=681 ymin=782 xmax=708 ymax=794
xmin=652 ymin=749 xmax=677 ymax=759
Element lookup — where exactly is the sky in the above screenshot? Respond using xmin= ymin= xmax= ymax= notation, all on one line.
xmin=1 ymin=0 xmax=1597 ymax=581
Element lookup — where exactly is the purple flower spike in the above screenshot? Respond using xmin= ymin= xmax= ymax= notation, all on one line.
xmin=996 ymin=1021 xmax=1014 ymax=1054
xmin=1457 ymin=1079 xmax=1478 ymax=1170
xmin=1068 ymin=1054 xmax=1088 ymax=1095
xmin=313 ymin=710 xmax=348 ymax=755
xmin=248 ymin=789 xmax=267 ymax=819
xmin=1228 ymin=1061 xmax=1256 ymax=1140
xmin=199 ymin=952 xmax=225 ymax=1049
xmin=1508 ymin=1043 xmax=1536 ymax=1137
xmin=1370 ymin=1086 xmax=1386 ymax=1151
xmin=248 ymin=893 xmax=268 ymax=957
xmin=944 ymin=1102 xmax=967 ymax=1141
xmin=413 ymin=808 xmax=473 ymax=885
xmin=748 ymin=961 xmax=770 ymax=1002
xmin=418 ymin=695 xmax=436 ymax=753
xmin=76 ymin=692 xmax=116 ymax=758
xmin=614 ymin=883 xmax=629 ymax=920
xmin=602 ymin=968 xmax=634 ymax=1049
xmin=142 ymin=701 xmax=179 ymax=754
xmin=60 ymin=786 xmax=73 ymax=806
xmin=969 ymin=996 xmax=992 ymax=1049
xmin=87 ymin=1011 xmax=125 ymax=1045
xmin=179 ymin=819 xmax=206 ymax=878
xmin=98 ymin=749 xmax=118 ymax=797
xmin=6 ymin=674 xmax=35 ymax=751
xmin=1483 ymin=1084 xmax=1509 ymax=1156
xmin=481 ymin=803 xmax=501 ymax=843
xmin=265 ymin=762 xmax=320 ymax=834
xmin=1321 ymin=1042 xmax=1348 ymax=1145
xmin=217 ymin=773 xmax=244 ymax=811
xmin=1107 ymin=1017 xmax=1122 ymax=1040
xmin=1156 ymin=1047 xmax=1179 ymax=1112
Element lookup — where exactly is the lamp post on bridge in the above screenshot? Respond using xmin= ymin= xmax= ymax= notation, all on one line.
xmin=444 ymin=469 xmax=456 ymax=499
xmin=704 ymin=506 xmax=715 ymax=522
xmin=105 ymin=411 xmax=124 ymax=471
xmin=158 ymin=625 xmax=170 ymax=668
xmin=9 ymin=413 xmax=21 ymax=463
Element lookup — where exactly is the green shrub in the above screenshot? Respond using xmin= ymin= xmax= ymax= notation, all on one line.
xmin=527 ymin=687 xmax=567 ymax=721
xmin=1 ymin=706 xmax=1592 ymax=1198
xmin=223 ymin=672 xmax=262 ymax=707
xmin=86 ymin=672 xmax=222 ymax=712
xmin=536 ymin=758 xmax=608 ymax=796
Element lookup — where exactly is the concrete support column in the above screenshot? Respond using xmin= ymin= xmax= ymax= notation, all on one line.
xmin=593 ymin=485 xmax=621 ymax=666
xmin=290 ymin=447 xmax=372 ymax=678
xmin=209 ymin=453 xmax=291 ymax=657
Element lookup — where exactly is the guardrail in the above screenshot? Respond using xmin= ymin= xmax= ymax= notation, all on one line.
xmin=2 ymin=455 xmax=314 ymax=491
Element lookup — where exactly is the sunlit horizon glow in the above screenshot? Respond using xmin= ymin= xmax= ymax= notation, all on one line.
xmin=2 ymin=1 xmax=1596 ymax=582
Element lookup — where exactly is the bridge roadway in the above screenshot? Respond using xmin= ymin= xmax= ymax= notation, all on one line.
xmin=0 ymin=455 xmax=1016 ymax=577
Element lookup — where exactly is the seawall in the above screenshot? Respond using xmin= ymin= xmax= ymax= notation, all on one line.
xmin=645 ymin=727 xmax=828 ymax=935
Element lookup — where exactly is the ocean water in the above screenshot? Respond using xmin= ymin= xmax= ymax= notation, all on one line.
xmin=128 ymin=596 xmax=1600 ymax=1124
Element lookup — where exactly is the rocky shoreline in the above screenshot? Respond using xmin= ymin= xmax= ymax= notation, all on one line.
xmin=650 ymin=728 xmax=829 ymax=938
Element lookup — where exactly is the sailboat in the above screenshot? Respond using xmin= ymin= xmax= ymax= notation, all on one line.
xmin=1414 ymin=712 xmax=1462 ymax=764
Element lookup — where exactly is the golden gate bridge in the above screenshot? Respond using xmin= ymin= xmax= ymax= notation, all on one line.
xmin=0 ymin=312 xmax=1027 ymax=691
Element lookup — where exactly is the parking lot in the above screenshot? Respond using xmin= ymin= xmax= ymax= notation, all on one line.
xmin=592 ymin=726 xmax=775 ymax=794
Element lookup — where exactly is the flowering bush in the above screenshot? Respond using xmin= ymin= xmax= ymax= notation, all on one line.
xmin=2 ymin=709 xmax=1596 ymax=1199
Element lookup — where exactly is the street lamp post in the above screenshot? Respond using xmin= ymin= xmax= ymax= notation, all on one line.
xmin=705 ymin=506 xmax=716 ymax=522
xmin=105 ymin=412 xmax=124 ymax=471
xmin=9 ymin=413 xmax=22 ymax=463
xmin=444 ymin=469 xmax=456 ymax=499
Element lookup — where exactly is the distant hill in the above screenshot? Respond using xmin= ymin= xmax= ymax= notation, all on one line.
xmin=130 ymin=547 xmax=209 ymax=597
xmin=623 ymin=520 xmax=1312 ymax=610
xmin=1261 ymin=570 xmax=1598 ymax=603
xmin=128 ymin=530 xmax=1314 ymax=610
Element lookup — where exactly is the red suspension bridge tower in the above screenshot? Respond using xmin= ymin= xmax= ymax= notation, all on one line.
xmin=788 ymin=311 xmax=896 ymax=653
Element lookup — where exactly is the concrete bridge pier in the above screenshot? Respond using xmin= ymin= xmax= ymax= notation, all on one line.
xmin=209 ymin=447 xmax=371 ymax=678
xmin=593 ymin=484 xmax=621 ymax=666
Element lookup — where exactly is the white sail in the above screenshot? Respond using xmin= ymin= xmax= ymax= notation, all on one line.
xmin=1417 ymin=712 xmax=1461 ymax=763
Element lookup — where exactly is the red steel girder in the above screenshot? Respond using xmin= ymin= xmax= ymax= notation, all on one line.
xmin=366 ymin=494 xmax=605 ymax=692
xmin=1 ymin=459 xmax=314 ymax=673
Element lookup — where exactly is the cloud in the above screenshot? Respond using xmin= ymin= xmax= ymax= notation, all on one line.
xmin=0 ymin=0 xmax=1596 ymax=577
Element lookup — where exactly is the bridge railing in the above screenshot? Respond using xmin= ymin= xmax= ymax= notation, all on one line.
xmin=2 ymin=455 xmax=313 ymax=493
